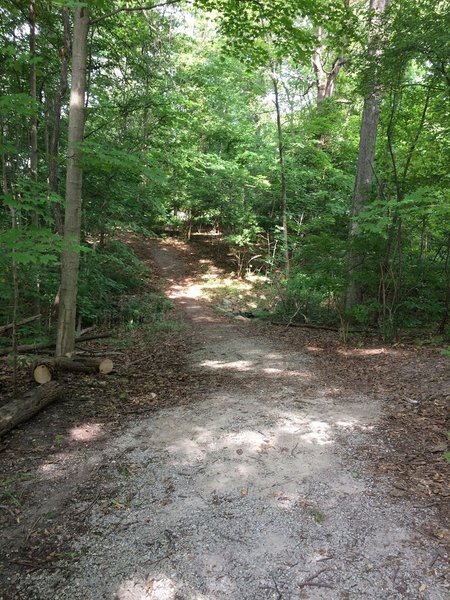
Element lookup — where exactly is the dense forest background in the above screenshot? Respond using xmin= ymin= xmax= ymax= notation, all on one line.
xmin=1 ymin=0 xmax=449 ymax=362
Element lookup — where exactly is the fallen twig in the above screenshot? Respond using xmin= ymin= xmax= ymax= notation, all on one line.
xmin=25 ymin=516 xmax=42 ymax=542
xmin=299 ymin=568 xmax=332 ymax=589
xmin=271 ymin=320 xmax=363 ymax=333
xmin=9 ymin=557 xmax=64 ymax=573
xmin=271 ymin=574 xmax=283 ymax=599
xmin=146 ymin=553 xmax=173 ymax=567
xmin=0 ymin=314 xmax=41 ymax=334
xmin=128 ymin=352 xmax=155 ymax=367
xmin=316 ymin=555 xmax=335 ymax=563
xmin=429 ymin=549 xmax=443 ymax=568
xmin=392 ymin=564 xmax=400 ymax=583
xmin=81 ymin=490 xmax=102 ymax=522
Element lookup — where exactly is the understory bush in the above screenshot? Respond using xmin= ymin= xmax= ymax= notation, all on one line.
xmin=77 ymin=240 xmax=148 ymax=325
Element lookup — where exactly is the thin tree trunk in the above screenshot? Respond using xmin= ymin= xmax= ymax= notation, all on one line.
xmin=1 ymin=122 xmax=18 ymax=395
xmin=29 ymin=0 xmax=42 ymax=317
xmin=271 ymin=65 xmax=289 ymax=275
xmin=30 ymin=1 xmax=38 ymax=195
xmin=56 ymin=7 xmax=90 ymax=358
xmin=345 ymin=0 xmax=390 ymax=311
xmin=49 ymin=7 xmax=70 ymax=235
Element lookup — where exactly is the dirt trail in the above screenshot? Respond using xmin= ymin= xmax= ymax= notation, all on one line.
xmin=4 ymin=239 xmax=449 ymax=599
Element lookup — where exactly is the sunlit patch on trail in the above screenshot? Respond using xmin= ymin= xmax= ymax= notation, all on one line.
xmin=337 ymin=347 xmax=403 ymax=357
xmin=38 ymin=453 xmax=72 ymax=478
xmin=300 ymin=420 xmax=332 ymax=445
xmin=198 ymin=358 xmax=312 ymax=380
xmin=70 ymin=423 xmax=103 ymax=442
xmin=168 ymin=283 xmax=204 ymax=299
xmin=336 ymin=419 xmax=375 ymax=432
xmin=200 ymin=359 xmax=253 ymax=371
xmin=115 ymin=575 xmax=177 ymax=600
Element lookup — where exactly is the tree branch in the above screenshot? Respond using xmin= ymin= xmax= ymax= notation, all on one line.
xmin=401 ymin=88 xmax=431 ymax=185
xmin=90 ymin=0 xmax=183 ymax=25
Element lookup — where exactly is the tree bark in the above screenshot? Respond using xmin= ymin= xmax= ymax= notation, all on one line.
xmin=30 ymin=0 xmax=38 ymax=193
xmin=345 ymin=0 xmax=390 ymax=311
xmin=0 ymin=382 xmax=64 ymax=437
xmin=32 ymin=357 xmax=114 ymax=383
xmin=1 ymin=121 xmax=19 ymax=394
xmin=56 ymin=7 xmax=90 ymax=358
xmin=312 ymin=27 xmax=345 ymax=104
xmin=271 ymin=64 xmax=290 ymax=275
xmin=49 ymin=7 xmax=71 ymax=235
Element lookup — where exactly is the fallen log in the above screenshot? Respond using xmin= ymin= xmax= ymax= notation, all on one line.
xmin=0 ymin=314 xmax=41 ymax=335
xmin=0 ymin=382 xmax=64 ymax=437
xmin=270 ymin=320 xmax=364 ymax=333
xmin=31 ymin=357 xmax=114 ymax=383
xmin=0 ymin=332 xmax=111 ymax=357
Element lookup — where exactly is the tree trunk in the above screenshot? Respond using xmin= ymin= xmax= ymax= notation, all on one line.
xmin=32 ymin=357 xmax=113 ymax=383
xmin=312 ymin=27 xmax=345 ymax=104
xmin=1 ymin=121 xmax=19 ymax=394
xmin=56 ymin=7 xmax=90 ymax=358
xmin=0 ymin=382 xmax=64 ymax=437
xmin=49 ymin=7 xmax=71 ymax=235
xmin=271 ymin=65 xmax=290 ymax=275
xmin=29 ymin=0 xmax=38 ymax=194
xmin=345 ymin=0 xmax=390 ymax=312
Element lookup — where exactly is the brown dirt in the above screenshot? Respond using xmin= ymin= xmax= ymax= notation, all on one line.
xmin=0 ymin=235 xmax=448 ymax=600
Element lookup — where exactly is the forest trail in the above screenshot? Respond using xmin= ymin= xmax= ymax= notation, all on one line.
xmin=2 ymin=238 xmax=449 ymax=600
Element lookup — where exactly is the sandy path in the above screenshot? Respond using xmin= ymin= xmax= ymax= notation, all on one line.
xmin=16 ymin=239 xmax=449 ymax=600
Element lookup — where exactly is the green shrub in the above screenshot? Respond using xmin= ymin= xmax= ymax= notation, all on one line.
xmin=77 ymin=240 xmax=148 ymax=324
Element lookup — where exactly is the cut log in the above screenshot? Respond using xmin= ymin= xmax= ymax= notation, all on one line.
xmin=0 ymin=382 xmax=64 ymax=437
xmin=33 ymin=364 xmax=52 ymax=384
xmin=31 ymin=357 xmax=113 ymax=382
xmin=0 ymin=314 xmax=41 ymax=335
xmin=0 ymin=332 xmax=111 ymax=357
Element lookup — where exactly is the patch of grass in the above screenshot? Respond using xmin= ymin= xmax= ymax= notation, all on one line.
xmin=198 ymin=272 xmax=271 ymax=316
xmin=60 ymin=550 xmax=82 ymax=564
xmin=115 ymin=291 xmax=182 ymax=345
xmin=120 ymin=292 xmax=173 ymax=327
xmin=116 ymin=462 xmax=138 ymax=477
xmin=309 ymin=508 xmax=326 ymax=524
xmin=0 ymin=473 xmax=33 ymax=507
xmin=54 ymin=434 xmax=64 ymax=446
xmin=142 ymin=319 xmax=184 ymax=340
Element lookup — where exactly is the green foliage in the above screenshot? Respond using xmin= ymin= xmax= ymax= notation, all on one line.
xmin=120 ymin=292 xmax=173 ymax=327
xmin=275 ymin=268 xmax=343 ymax=325
xmin=77 ymin=241 xmax=147 ymax=324
xmin=0 ymin=473 xmax=33 ymax=508
xmin=119 ymin=291 xmax=180 ymax=344
xmin=1 ymin=0 xmax=449 ymax=344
